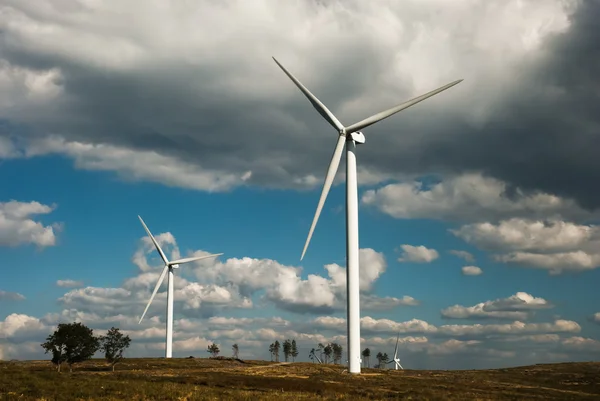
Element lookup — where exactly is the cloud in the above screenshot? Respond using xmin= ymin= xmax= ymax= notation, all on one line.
xmin=1 ymin=0 xmax=599 ymax=213
xmin=0 ymin=200 xmax=60 ymax=247
xmin=397 ymin=245 xmax=439 ymax=263
xmin=191 ymin=247 xmax=417 ymax=314
xmin=362 ymin=173 xmax=593 ymax=223
xmin=26 ymin=136 xmax=252 ymax=192
xmin=461 ymin=266 xmax=482 ymax=276
xmin=450 ymin=250 xmax=475 ymax=263
xmin=441 ymin=292 xmax=553 ymax=321
xmin=0 ymin=290 xmax=25 ymax=301
xmin=452 ymin=218 xmax=600 ymax=274
xmin=55 ymin=232 xmax=416 ymax=323
xmin=590 ymin=313 xmax=600 ymax=325
xmin=56 ymin=279 xmax=83 ymax=288
xmin=452 ymin=219 xmax=597 ymax=253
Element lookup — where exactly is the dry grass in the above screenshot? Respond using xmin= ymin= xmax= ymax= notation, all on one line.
xmin=1 ymin=358 xmax=599 ymax=400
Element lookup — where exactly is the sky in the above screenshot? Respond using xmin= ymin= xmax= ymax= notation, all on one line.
xmin=1 ymin=0 xmax=600 ymax=370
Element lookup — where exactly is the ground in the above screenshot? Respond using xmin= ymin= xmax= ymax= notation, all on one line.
xmin=1 ymin=358 xmax=599 ymax=400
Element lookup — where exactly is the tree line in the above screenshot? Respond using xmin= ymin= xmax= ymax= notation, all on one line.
xmin=205 ymin=343 xmax=240 ymax=359
xmin=308 ymin=342 xmax=344 ymax=364
xmin=361 ymin=347 xmax=392 ymax=369
xmin=267 ymin=339 xmax=299 ymax=362
xmin=40 ymin=322 xmax=131 ymax=372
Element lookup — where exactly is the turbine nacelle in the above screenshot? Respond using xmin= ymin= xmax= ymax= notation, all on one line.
xmin=169 ymin=264 xmax=180 ymax=269
xmin=348 ymin=131 xmax=365 ymax=144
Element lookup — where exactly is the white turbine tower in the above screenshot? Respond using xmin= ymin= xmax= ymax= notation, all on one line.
xmin=388 ymin=333 xmax=404 ymax=370
xmin=137 ymin=215 xmax=223 ymax=358
xmin=273 ymin=57 xmax=461 ymax=374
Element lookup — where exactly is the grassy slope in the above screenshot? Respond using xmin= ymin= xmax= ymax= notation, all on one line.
xmin=1 ymin=358 xmax=599 ymax=400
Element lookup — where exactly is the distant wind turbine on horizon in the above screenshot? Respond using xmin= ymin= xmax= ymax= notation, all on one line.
xmin=137 ymin=215 xmax=223 ymax=358
xmin=273 ymin=56 xmax=461 ymax=374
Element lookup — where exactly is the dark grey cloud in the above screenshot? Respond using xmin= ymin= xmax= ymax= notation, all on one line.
xmin=1 ymin=0 xmax=598 ymax=208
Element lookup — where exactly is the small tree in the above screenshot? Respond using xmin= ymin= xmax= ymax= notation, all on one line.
xmin=381 ymin=352 xmax=389 ymax=369
xmin=291 ymin=339 xmax=298 ymax=362
xmin=207 ymin=343 xmax=220 ymax=357
xmin=332 ymin=343 xmax=343 ymax=365
xmin=309 ymin=348 xmax=316 ymax=363
xmin=273 ymin=340 xmax=280 ymax=362
xmin=99 ymin=327 xmax=131 ymax=371
xmin=362 ymin=348 xmax=371 ymax=368
xmin=317 ymin=343 xmax=325 ymax=362
xmin=323 ymin=343 xmax=333 ymax=364
xmin=269 ymin=343 xmax=275 ymax=361
xmin=375 ymin=351 xmax=384 ymax=368
xmin=282 ymin=339 xmax=291 ymax=362
xmin=232 ymin=343 xmax=239 ymax=359
xmin=41 ymin=322 xmax=100 ymax=372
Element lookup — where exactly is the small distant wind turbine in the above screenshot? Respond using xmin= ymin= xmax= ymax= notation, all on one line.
xmin=137 ymin=215 xmax=223 ymax=358
xmin=273 ymin=57 xmax=461 ymax=374
xmin=387 ymin=333 xmax=404 ymax=370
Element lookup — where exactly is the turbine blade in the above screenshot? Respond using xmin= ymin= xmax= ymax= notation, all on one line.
xmin=138 ymin=265 xmax=168 ymax=324
xmin=138 ymin=215 xmax=169 ymax=264
xmin=170 ymin=253 xmax=224 ymax=266
xmin=345 ymin=79 xmax=463 ymax=134
xmin=394 ymin=332 xmax=400 ymax=359
xmin=273 ymin=57 xmax=345 ymax=132
xmin=301 ymin=134 xmax=346 ymax=260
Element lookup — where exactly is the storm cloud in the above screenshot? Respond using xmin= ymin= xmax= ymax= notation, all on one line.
xmin=1 ymin=0 xmax=598 ymax=209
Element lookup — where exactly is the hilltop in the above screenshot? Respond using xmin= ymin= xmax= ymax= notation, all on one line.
xmin=1 ymin=358 xmax=599 ymax=400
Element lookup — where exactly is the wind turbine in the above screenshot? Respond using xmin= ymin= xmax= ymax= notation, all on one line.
xmin=273 ymin=57 xmax=461 ymax=374
xmin=387 ymin=333 xmax=404 ymax=370
xmin=137 ymin=215 xmax=223 ymax=358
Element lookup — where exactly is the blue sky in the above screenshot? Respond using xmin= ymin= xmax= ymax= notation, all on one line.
xmin=1 ymin=0 xmax=600 ymax=369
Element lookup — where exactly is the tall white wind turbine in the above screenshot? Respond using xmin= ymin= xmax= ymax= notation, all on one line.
xmin=273 ymin=57 xmax=461 ymax=374
xmin=388 ymin=333 xmax=404 ymax=370
xmin=137 ymin=215 xmax=223 ymax=358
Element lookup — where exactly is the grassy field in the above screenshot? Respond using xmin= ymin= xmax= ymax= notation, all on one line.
xmin=1 ymin=358 xmax=599 ymax=400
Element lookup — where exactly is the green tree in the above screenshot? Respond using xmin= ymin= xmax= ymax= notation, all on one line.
xmin=40 ymin=322 xmax=100 ymax=372
xmin=332 ymin=342 xmax=343 ymax=364
xmin=323 ymin=343 xmax=333 ymax=364
xmin=375 ymin=351 xmax=384 ymax=368
xmin=317 ymin=343 xmax=325 ymax=362
xmin=273 ymin=340 xmax=281 ymax=362
xmin=282 ymin=339 xmax=291 ymax=362
xmin=207 ymin=343 xmax=220 ymax=357
xmin=232 ymin=343 xmax=239 ymax=359
xmin=381 ymin=352 xmax=389 ymax=369
xmin=99 ymin=327 xmax=131 ymax=371
xmin=362 ymin=348 xmax=371 ymax=368
xmin=291 ymin=339 xmax=298 ymax=362
xmin=309 ymin=348 xmax=316 ymax=363
xmin=268 ymin=343 xmax=275 ymax=361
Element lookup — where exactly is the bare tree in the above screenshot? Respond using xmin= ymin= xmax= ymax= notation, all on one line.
xmin=232 ymin=343 xmax=239 ymax=359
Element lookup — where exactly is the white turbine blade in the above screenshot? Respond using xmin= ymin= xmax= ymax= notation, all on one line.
xmin=397 ymin=361 xmax=403 ymax=369
xmin=273 ymin=57 xmax=345 ymax=132
xmin=138 ymin=265 xmax=168 ymax=324
xmin=344 ymin=79 xmax=463 ymax=134
xmin=394 ymin=332 xmax=400 ymax=359
xmin=169 ymin=253 xmax=223 ymax=266
xmin=300 ymin=134 xmax=346 ymax=260
xmin=138 ymin=215 xmax=169 ymax=264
